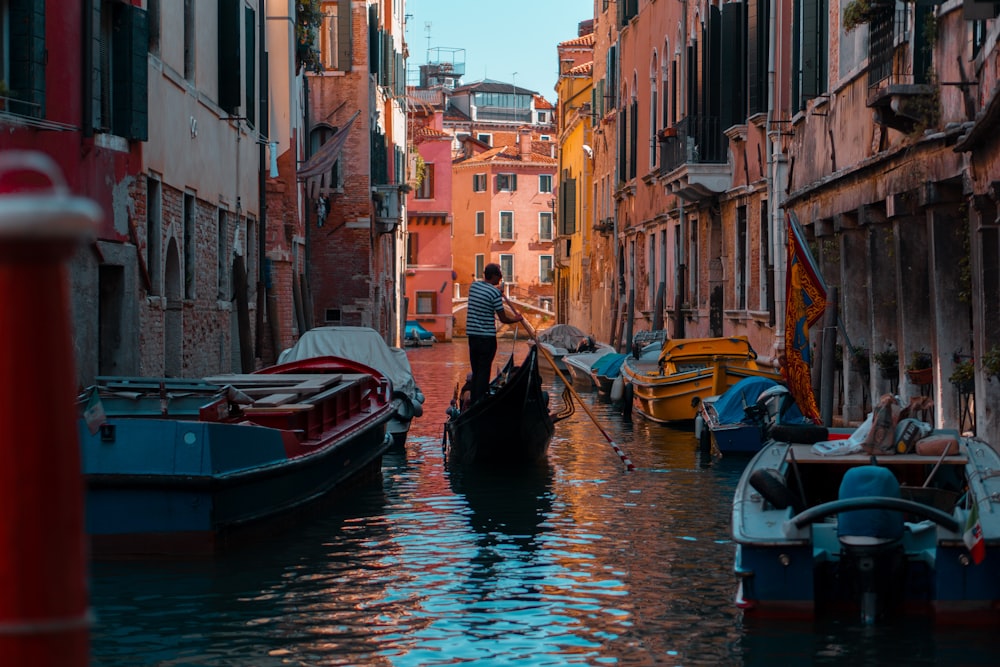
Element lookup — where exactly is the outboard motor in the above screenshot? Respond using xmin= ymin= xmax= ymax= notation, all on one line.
xmin=837 ymin=466 xmax=905 ymax=624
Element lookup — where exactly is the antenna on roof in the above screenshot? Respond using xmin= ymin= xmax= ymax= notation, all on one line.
xmin=424 ymin=22 xmax=432 ymax=61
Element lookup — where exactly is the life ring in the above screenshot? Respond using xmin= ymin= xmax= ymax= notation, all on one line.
xmin=770 ymin=423 xmax=829 ymax=445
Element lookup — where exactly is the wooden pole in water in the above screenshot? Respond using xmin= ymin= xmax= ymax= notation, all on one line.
xmin=0 ymin=152 xmax=100 ymax=667
xmin=502 ymin=295 xmax=635 ymax=472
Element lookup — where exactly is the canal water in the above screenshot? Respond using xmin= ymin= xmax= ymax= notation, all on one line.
xmin=89 ymin=341 xmax=996 ymax=666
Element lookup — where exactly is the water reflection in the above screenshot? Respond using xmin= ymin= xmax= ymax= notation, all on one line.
xmin=88 ymin=342 xmax=998 ymax=666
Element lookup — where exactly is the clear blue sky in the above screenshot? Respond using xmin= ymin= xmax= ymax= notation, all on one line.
xmin=405 ymin=0 xmax=594 ymax=99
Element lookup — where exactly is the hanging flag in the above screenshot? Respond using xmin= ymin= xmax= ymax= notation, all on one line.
xmin=83 ymin=386 xmax=107 ymax=436
xmin=964 ymin=502 xmax=986 ymax=565
xmin=784 ymin=212 xmax=828 ymax=422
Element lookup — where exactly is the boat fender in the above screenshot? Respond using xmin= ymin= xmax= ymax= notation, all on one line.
xmin=411 ymin=399 xmax=424 ymax=418
xmin=694 ymin=414 xmax=704 ymax=440
xmin=395 ymin=399 xmax=414 ymax=422
xmin=621 ymin=383 xmax=634 ymax=421
xmin=610 ymin=376 xmax=624 ymax=402
xmin=541 ymin=390 xmax=550 ymax=409
xmin=749 ymin=468 xmax=797 ymax=511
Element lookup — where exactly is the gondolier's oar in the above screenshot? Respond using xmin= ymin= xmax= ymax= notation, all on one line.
xmin=502 ymin=294 xmax=635 ymax=472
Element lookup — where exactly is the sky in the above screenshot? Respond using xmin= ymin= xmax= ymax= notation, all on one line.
xmin=404 ymin=0 xmax=595 ymax=99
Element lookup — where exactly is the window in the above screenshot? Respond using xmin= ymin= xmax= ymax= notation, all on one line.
xmin=475 ymin=211 xmax=485 ymax=235
xmin=184 ymin=194 xmax=196 ymax=299
xmin=407 ymin=232 xmax=418 ymax=265
xmin=736 ymin=205 xmax=747 ymax=309
xmin=475 ymin=254 xmax=485 ymax=279
xmin=415 ymin=291 xmax=435 ymax=314
xmin=219 ymin=0 xmax=241 ymax=115
xmin=496 ymin=173 xmax=517 ymax=192
xmin=539 ymin=135 xmax=551 ymax=141
xmin=499 ymin=211 xmax=514 ymax=241
xmin=147 ymin=0 xmax=160 ymax=55
xmin=539 ymin=174 xmax=552 ymax=194
xmin=537 ymin=112 xmax=548 ymax=123
xmin=91 ymin=0 xmax=149 ymax=138
xmin=473 ymin=173 xmax=487 ymax=192
xmin=321 ymin=0 xmax=352 ymax=71
xmin=146 ymin=177 xmax=162 ymax=296
xmin=500 ymin=254 xmax=514 ymax=283
xmin=759 ymin=200 xmax=771 ymax=312
xmin=477 ymin=133 xmax=492 ymax=146
xmin=416 ymin=163 xmax=434 ymax=199
xmin=539 ymin=255 xmax=553 ymax=284
xmin=184 ymin=0 xmax=194 ymax=81
xmin=538 ymin=212 xmax=553 ymax=241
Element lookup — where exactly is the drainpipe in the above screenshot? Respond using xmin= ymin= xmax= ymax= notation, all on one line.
xmin=767 ymin=0 xmax=783 ymax=361
xmin=257 ymin=3 xmax=268 ymax=359
xmin=674 ymin=0 xmax=689 ymax=339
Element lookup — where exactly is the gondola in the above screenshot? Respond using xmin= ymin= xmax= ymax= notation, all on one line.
xmin=444 ymin=345 xmax=557 ymax=467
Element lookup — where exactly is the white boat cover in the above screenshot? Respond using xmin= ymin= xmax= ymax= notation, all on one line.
xmin=278 ymin=326 xmax=420 ymax=400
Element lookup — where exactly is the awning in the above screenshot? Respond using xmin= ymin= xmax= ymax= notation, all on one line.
xmin=298 ymin=110 xmax=360 ymax=197
xmin=407 ymin=212 xmax=449 ymax=225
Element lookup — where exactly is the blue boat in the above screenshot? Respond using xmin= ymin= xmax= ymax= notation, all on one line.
xmin=733 ymin=431 xmax=1000 ymax=623
xmin=696 ymin=377 xmax=813 ymax=454
xmin=79 ymin=356 xmax=395 ymax=556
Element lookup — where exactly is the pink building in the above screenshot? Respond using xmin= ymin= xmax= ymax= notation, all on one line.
xmin=451 ymin=129 xmax=558 ymax=335
xmin=406 ymin=110 xmax=455 ymax=341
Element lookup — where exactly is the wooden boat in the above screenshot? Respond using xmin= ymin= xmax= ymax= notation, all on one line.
xmin=620 ymin=336 xmax=780 ymax=424
xmin=535 ymin=324 xmax=597 ymax=376
xmin=733 ymin=430 xmax=1000 ymax=623
xmin=276 ymin=325 xmax=425 ymax=447
xmin=695 ymin=377 xmax=817 ymax=455
xmin=563 ymin=344 xmax=616 ymax=391
xmin=78 ymin=357 xmax=395 ymax=556
xmin=444 ymin=345 xmax=557 ymax=467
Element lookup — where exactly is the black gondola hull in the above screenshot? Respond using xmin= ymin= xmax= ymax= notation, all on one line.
xmin=445 ymin=346 xmax=554 ymax=467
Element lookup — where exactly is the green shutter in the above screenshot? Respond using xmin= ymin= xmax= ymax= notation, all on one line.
xmin=338 ymin=0 xmax=352 ymax=71
xmin=720 ymin=2 xmax=746 ymax=130
xmin=112 ymin=3 xmax=148 ymax=140
xmin=799 ymin=0 xmax=826 ymax=105
xmin=565 ymin=178 xmax=577 ymax=235
xmin=9 ymin=0 xmax=46 ymax=117
xmin=245 ymin=6 xmax=255 ymax=126
xmin=218 ymin=0 xmax=241 ymax=114
xmin=368 ymin=5 xmax=378 ymax=75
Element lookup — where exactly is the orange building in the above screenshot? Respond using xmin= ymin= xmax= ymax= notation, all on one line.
xmin=451 ymin=129 xmax=558 ymax=334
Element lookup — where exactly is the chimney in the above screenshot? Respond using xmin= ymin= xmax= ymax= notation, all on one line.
xmin=518 ymin=127 xmax=532 ymax=157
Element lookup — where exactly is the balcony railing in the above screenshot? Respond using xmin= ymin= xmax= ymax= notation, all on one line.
xmin=658 ymin=115 xmax=727 ymax=174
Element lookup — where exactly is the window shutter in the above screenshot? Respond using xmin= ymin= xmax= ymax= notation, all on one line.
xmin=720 ymin=2 xmax=746 ymax=130
xmin=244 ymin=6 xmax=255 ymax=126
xmin=338 ymin=0 xmax=352 ymax=71
xmin=218 ymin=0 xmax=241 ymax=114
xmin=799 ymin=0 xmax=826 ymax=106
xmin=565 ymin=178 xmax=577 ymax=235
xmin=511 ymin=174 xmax=517 ymax=191
xmin=628 ymin=99 xmax=637 ymax=179
xmin=368 ymin=5 xmax=378 ymax=75
xmin=112 ymin=3 xmax=148 ymax=140
xmin=747 ymin=0 xmax=768 ymax=116
xmin=9 ymin=0 xmax=46 ymax=117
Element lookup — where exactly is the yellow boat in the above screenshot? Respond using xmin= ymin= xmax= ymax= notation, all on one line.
xmin=620 ymin=336 xmax=781 ymax=424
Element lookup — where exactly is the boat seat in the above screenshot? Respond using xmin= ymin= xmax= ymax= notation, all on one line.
xmin=837 ymin=465 xmax=904 ymax=544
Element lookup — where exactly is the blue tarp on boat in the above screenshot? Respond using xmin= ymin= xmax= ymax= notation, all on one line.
xmin=591 ymin=352 xmax=627 ymax=377
xmin=713 ymin=377 xmax=805 ymax=424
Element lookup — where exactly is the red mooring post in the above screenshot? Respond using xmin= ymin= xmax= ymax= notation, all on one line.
xmin=0 ymin=152 xmax=100 ymax=665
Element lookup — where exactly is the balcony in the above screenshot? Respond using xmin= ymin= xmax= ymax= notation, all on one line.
xmin=866 ymin=3 xmax=938 ymax=133
xmin=657 ymin=116 xmax=731 ymax=203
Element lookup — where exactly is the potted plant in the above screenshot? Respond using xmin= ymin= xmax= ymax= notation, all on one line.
xmin=982 ymin=344 xmax=1000 ymax=381
xmin=949 ymin=357 xmax=975 ymax=393
xmin=873 ymin=346 xmax=899 ymax=381
xmin=906 ymin=351 xmax=932 ymax=385
xmin=851 ymin=346 xmax=870 ymax=381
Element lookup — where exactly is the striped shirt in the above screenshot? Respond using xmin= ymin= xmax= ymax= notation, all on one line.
xmin=467 ymin=280 xmax=503 ymax=336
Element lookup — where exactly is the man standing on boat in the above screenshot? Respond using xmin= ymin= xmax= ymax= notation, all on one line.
xmin=467 ymin=263 xmax=523 ymax=404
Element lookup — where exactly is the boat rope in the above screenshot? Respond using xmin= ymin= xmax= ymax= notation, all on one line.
xmin=551 ymin=384 xmax=576 ymax=422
